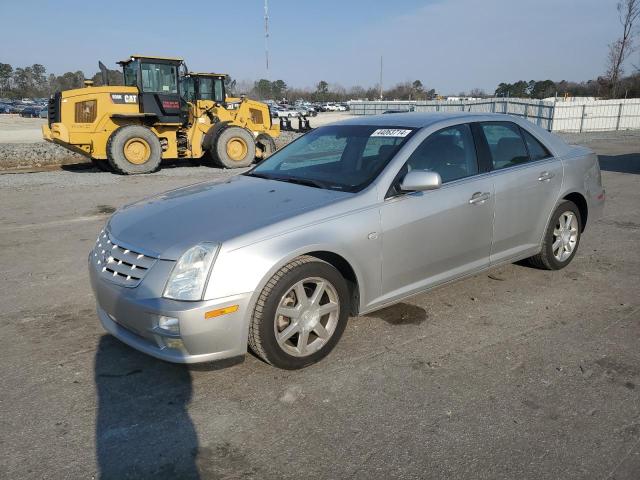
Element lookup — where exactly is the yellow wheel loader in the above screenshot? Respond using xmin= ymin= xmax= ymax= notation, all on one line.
xmin=42 ymin=55 xmax=280 ymax=174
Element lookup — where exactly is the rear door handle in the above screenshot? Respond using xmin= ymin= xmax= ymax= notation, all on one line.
xmin=469 ymin=192 xmax=491 ymax=205
xmin=538 ymin=171 xmax=555 ymax=181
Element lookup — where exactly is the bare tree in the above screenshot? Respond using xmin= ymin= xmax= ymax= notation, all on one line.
xmin=606 ymin=0 xmax=640 ymax=97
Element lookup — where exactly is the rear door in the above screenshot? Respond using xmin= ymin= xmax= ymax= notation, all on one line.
xmin=476 ymin=121 xmax=563 ymax=264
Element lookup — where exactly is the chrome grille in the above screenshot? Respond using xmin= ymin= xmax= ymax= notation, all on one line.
xmin=92 ymin=230 xmax=157 ymax=287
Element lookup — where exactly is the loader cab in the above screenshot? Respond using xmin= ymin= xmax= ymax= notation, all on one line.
xmin=181 ymin=73 xmax=226 ymax=104
xmin=119 ymin=55 xmax=185 ymax=123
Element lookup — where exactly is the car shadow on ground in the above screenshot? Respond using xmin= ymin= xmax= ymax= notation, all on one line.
xmin=598 ymin=153 xmax=640 ymax=174
xmin=95 ymin=335 xmax=201 ymax=479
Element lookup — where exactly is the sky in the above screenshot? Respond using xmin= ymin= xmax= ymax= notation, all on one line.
xmin=0 ymin=0 xmax=632 ymax=94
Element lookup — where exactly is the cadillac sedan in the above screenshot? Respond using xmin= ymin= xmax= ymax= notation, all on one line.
xmin=89 ymin=112 xmax=605 ymax=369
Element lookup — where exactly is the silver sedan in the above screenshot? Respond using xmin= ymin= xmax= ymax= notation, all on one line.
xmin=89 ymin=112 xmax=605 ymax=369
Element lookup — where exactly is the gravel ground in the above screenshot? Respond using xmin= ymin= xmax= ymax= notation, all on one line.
xmin=0 ymin=131 xmax=639 ymax=479
xmin=0 ymin=112 xmax=352 ymax=170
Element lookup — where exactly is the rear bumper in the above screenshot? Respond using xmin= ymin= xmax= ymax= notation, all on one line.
xmin=89 ymin=258 xmax=252 ymax=364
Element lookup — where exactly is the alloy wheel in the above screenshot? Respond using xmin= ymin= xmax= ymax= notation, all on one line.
xmin=552 ymin=211 xmax=579 ymax=262
xmin=274 ymin=277 xmax=340 ymax=357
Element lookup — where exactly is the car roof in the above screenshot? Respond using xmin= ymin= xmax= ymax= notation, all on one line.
xmin=329 ymin=111 xmax=573 ymax=156
xmin=333 ymin=111 xmax=513 ymax=128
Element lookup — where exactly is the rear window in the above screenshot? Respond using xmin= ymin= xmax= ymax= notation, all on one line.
xmin=522 ymin=129 xmax=552 ymax=161
xmin=480 ymin=122 xmax=529 ymax=170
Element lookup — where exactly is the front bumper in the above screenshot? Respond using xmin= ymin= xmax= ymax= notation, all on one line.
xmin=89 ymin=258 xmax=252 ymax=364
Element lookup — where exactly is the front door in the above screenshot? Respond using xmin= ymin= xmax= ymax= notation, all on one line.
xmin=378 ymin=123 xmax=495 ymax=305
xmin=139 ymin=61 xmax=184 ymax=123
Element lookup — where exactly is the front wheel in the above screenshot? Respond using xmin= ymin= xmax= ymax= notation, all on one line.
xmin=211 ymin=126 xmax=256 ymax=168
xmin=527 ymin=200 xmax=582 ymax=270
xmin=248 ymin=256 xmax=349 ymax=369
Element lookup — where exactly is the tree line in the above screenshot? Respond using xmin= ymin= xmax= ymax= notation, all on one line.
xmin=0 ymin=62 xmax=123 ymax=99
xmin=3 ymin=60 xmax=640 ymax=103
xmin=236 ymin=78 xmax=438 ymax=102
xmin=493 ymin=76 xmax=640 ymax=99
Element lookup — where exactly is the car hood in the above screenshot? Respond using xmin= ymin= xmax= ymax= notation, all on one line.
xmin=107 ymin=175 xmax=351 ymax=260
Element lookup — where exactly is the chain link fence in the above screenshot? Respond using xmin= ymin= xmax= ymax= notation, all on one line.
xmin=347 ymin=99 xmax=640 ymax=132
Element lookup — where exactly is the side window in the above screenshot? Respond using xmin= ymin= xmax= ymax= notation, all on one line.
xmin=140 ymin=63 xmax=178 ymax=94
xmin=405 ymin=124 xmax=478 ymax=183
xmin=199 ymin=78 xmax=214 ymax=101
xmin=522 ymin=129 xmax=552 ymax=161
xmin=181 ymin=77 xmax=195 ymax=102
xmin=480 ymin=122 xmax=529 ymax=170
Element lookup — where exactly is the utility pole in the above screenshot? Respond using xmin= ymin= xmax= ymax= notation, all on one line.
xmin=379 ymin=55 xmax=383 ymax=100
xmin=264 ymin=0 xmax=270 ymax=79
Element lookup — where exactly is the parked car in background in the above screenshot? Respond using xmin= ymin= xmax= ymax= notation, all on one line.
xmin=20 ymin=106 xmax=46 ymax=118
xmin=38 ymin=107 xmax=48 ymax=118
xmin=89 ymin=112 xmax=604 ymax=369
xmin=296 ymin=105 xmax=317 ymax=117
xmin=272 ymin=106 xmax=300 ymax=118
xmin=0 ymin=104 xmax=12 ymax=114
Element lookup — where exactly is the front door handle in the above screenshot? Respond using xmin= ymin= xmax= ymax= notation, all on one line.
xmin=538 ymin=171 xmax=555 ymax=181
xmin=469 ymin=192 xmax=491 ymax=205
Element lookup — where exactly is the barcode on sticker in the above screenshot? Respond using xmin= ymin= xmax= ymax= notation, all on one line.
xmin=371 ymin=129 xmax=412 ymax=137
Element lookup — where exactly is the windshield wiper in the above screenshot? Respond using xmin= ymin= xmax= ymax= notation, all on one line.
xmin=276 ymin=177 xmax=329 ymax=189
xmin=244 ymin=171 xmax=274 ymax=180
xmin=245 ymin=172 xmax=343 ymax=191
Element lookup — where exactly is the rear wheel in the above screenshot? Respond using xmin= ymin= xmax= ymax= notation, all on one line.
xmin=248 ymin=256 xmax=349 ymax=369
xmin=106 ymin=125 xmax=162 ymax=175
xmin=255 ymin=133 xmax=277 ymax=162
xmin=527 ymin=200 xmax=582 ymax=270
xmin=211 ymin=126 xmax=256 ymax=168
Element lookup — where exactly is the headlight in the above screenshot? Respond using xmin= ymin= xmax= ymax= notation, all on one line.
xmin=163 ymin=242 xmax=219 ymax=301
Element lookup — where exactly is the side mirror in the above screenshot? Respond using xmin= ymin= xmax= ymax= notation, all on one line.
xmin=400 ymin=170 xmax=442 ymax=192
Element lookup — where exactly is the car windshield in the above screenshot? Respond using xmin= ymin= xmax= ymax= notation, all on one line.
xmin=247 ymin=125 xmax=416 ymax=192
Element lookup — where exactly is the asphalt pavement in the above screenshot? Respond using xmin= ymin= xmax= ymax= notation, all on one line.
xmin=0 ymin=132 xmax=639 ymax=479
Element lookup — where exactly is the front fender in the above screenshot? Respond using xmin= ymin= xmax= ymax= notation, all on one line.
xmin=204 ymin=208 xmax=381 ymax=313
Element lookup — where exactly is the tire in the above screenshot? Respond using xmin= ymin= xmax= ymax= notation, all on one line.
xmin=527 ymin=200 xmax=582 ymax=270
xmin=211 ymin=126 xmax=256 ymax=168
xmin=248 ymin=255 xmax=350 ymax=369
xmin=91 ymin=158 xmax=112 ymax=172
xmin=255 ymin=133 xmax=277 ymax=162
xmin=106 ymin=125 xmax=162 ymax=175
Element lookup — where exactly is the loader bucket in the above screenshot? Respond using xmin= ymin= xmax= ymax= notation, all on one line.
xmin=279 ymin=115 xmax=312 ymax=132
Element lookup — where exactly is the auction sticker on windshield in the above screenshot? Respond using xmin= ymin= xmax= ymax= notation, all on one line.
xmin=371 ymin=129 xmax=413 ymax=137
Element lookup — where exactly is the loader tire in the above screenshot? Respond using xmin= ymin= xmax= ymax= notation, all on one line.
xmin=255 ymin=133 xmax=277 ymax=162
xmin=212 ymin=126 xmax=256 ymax=169
xmin=107 ymin=125 xmax=162 ymax=175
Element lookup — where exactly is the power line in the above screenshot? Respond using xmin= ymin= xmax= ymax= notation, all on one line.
xmin=264 ymin=0 xmax=270 ymax=79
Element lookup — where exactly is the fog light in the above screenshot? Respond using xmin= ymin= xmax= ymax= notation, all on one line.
xmin=163 ymin=338 xmax=185 ymax=350
xmin=158 ymin=315 xmax=180 ymax=334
